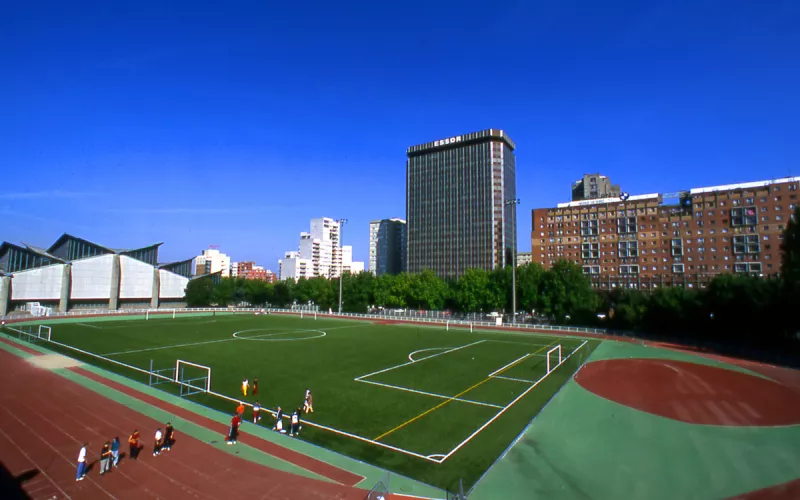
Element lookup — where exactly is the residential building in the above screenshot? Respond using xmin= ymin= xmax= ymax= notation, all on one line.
xmin=531 ymin=176 xmax=800 ymax=290
xmin=279 ymin=218 xmax=363 ymax=280
xmin=341 ymin=245 xmax=366 ymax=275
xmin=406 ymin=129 xmax=517 ymax=279
xmin=194 ymin=248 xmax=231 ymax=277
xmin=572 ymin=174 xmax=621 ymax=201
xmin=516 ymin=251 xmax=532 ymax=267
xmin=369 ymin=218 xmax=407 ymax=276
xmin=279 ymin=251 xmax=312 ymax=281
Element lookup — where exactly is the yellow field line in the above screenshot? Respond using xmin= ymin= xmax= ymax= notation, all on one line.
xmin=373 ymin=340 xmax=558 ymax=442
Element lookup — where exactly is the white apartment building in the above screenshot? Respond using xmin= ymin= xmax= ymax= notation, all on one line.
xmin=279 ymin=218 xmax=364 ymax=281
xmin=194 ymin=248 xmax=231 ymax=277
xmin=278 ymin=251 xmax=313 ymax=280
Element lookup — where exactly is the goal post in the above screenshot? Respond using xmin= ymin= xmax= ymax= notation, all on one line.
xmin=175 ymin=359 xmax=211 ymax=396
xmin=38 ymin=325 xmax=52 ymax=342
xmin=546 ymin=345 xmax=562 ymax=374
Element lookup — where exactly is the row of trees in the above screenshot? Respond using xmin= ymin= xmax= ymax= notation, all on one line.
xmin=186 ymin=207 xmax=800 ymax=354
xmin=186 ymin=261 xmax=600 ymax=323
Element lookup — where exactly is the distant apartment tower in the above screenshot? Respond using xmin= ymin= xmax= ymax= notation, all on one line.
xmin=572 ymin=174 xmax=621 ymax=201
xmin=279 ymin=217 xmax=364 ymax=280
xmin=531 ymin=176 xmax=800 ymax=290
xmin=369 ymin=218 xmax=407 ymax=276
xmin=406 ymin=129 xmax=517 ymax=279
xmin=516 ymin=251 xmax=532 ymax=267
xmin=194 ymin=248 xmax=231 ymax=277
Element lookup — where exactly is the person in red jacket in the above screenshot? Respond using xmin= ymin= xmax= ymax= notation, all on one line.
xmin=227 ymin=413 xmax=242 ymax=444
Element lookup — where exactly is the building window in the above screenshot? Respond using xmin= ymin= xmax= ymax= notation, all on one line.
xmin=671 ymin=239 xmax=683 ymax=256
xmin=672 ymin=264 xmax=685 ymax=274
xmin=734 ymin=262 xmax=762 ymax=274
xmin=731 ymin=207 xmax=757 ymax=226
xmin=617 ymin=217 xmax=637 ymax=234
xmin=618 ymin=241 xmax=639 ymax=258
xmin=619 ymin=264 xmax=640 ymax=275
xmin=582 ymin=242 xmax=600 ymax=259
xmin=582 ymin=266 xmax=600 ymax=275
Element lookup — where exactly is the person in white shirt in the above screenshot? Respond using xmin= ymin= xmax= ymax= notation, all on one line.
xmin=153 ymin=428 xmax=163 ymax=456
xmin=76 ymin=443 xmax=87 ymax=481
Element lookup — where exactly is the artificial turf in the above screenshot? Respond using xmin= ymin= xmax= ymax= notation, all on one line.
xmin=27 ymin=312 xmax=599 ymax=491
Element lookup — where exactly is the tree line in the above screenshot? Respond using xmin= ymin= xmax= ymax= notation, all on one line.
xmin=186 ymin=206 xmax=800 ymax=355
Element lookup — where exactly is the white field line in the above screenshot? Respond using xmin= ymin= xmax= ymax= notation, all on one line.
xmin=75 ymin=323 xmax=102 ymax=329
xmin=101 ymin=324 xmax=366 ymax=356
xmin=437 ymin=340 xmax=589 ymax=463
xmin=407 ymin=347 xmax=448 ymax=362
xmin=484 ymin=339 xmax=552 ymax=348
xmin=491 ymin=375 xmax=538 ymax=384
xmin=356 ymin=378 xmax=503 ymax=409
xmin=354 ymin=340 xmax=487 ymax=381
xmin=488 ymin=353 xmax=533 ymax=377
xmin=28 ymin=334 xmax=442 ymax=464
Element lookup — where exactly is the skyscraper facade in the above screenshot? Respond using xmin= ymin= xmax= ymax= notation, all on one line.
xmin=406 ymin=129 xmax=516 ymax=279
xmin=369 ymin=218 xmax=407 ymax=276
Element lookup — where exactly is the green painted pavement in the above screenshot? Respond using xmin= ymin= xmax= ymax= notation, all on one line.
xmin=0 ymin=331 xmax=446 ymax=499
xmin=470 ymin=341 xmax=800 ymax=500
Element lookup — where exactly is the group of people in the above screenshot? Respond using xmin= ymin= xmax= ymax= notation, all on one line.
xmin=75 ymin=423 xmax=176 ymax=481
xmin=226 ymin=385 xmax=314 ymax=444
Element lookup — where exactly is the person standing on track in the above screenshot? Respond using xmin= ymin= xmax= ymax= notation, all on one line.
xmin=273 ymin=406 xmax=284 ymax=433
xmin=76 ymin=443 xmax=88 ymax=481
xmin=111 ymin=436 xmax=120 ymax=467
xmin=253 ymin=401 xmax=261 ymax=424
xmin=164 ymin=422 xmax=175 ymax=451
xmin=153 ymin=428 xmax=163 ymax=456
xmin=236 ymin=401 xmax=245 ymax=418
xmin=99 ymin=442 xmax=112 ymax=475
xmin=227 ymin=412 xmax=241 ymax=444
xmin=128 ymin=430 xmax=141 ymax=460
xmin=289 ymin=408 xmax=300 ymax=437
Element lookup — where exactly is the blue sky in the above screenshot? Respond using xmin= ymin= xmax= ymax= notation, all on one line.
xmin=2 ymin=1 xmax=799 ymax=267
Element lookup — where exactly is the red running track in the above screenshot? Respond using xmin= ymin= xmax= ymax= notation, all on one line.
xmin=0 ymin=346 xmax=370 ymax=499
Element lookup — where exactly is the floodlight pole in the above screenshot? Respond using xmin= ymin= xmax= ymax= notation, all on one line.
xmin=505 ymin=199 xmax=520 ymax=323
xmin=337 ymin=218 xmax=348 ymax=314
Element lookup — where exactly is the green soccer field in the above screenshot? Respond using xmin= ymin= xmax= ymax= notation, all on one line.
xmin=40 ymin=312 xmax=599 ymax=491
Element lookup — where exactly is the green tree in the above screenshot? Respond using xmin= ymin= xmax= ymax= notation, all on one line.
xmin=244 ymin=280 xmax=270 ymax=306
xmin=408 ymin=270 xmax=448 ymax=310
xmin=271 ymin=280 xmax=294 ymax=307
xmin=184 ymin=277 xmax=214 ymax=307
xmin=455 ymin=268 xmax=495 ymax=313
xmin=539 ymin=260 xmax=597 ymax=323
xmin=516 ymin=263 xmax=544 ymax=314
xmin=781 ymin=205 xmax=800 ymax=284
xmin=374 ymin=273 xmax=411 ymax=308
xmin=342 ymin=271 xmax=376 ymax=313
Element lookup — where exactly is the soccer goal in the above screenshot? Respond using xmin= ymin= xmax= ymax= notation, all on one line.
xmin=546 ymin=345 xmax=563 ymax=374
xmin=38 ymin=325 xmax=52 ymax=342
xmin=175 ymin=359 xmax=211 ymax=397
xmin=149 ymin=359 xmax=176 ymax=387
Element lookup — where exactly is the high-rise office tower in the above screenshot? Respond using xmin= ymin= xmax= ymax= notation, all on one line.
xmin=406 ymin=129 xmax=517 ymax=279
xmin=368 ymin=218 xmax=407 ymax=276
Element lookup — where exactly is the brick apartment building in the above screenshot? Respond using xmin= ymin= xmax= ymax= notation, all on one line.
xmin=234 ymin=261 xmax=277 ymax=283
xmin=531 ymin=176 xmax=799 ymax=290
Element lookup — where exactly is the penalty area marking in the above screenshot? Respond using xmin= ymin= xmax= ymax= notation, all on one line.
xmin=232 ymin=328 xmax=327 ymax=342
xmin=408 ymin=347 xmax=449 ymax=362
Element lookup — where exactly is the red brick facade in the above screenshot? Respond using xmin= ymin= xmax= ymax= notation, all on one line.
xmin=530 ymin=177 xmax=799 ymax=290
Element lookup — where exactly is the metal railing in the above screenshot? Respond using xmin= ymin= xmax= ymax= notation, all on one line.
xmin=3 ymin=306 xmax=614 ymax=339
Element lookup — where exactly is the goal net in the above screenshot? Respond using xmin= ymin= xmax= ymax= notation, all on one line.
xmin=6 ymin=325 xmax=51 ymax=343
xmin=546 ymin=345 xmax=562 ymax=374
xmin=175 ymin=360 xmax=211 ymax=397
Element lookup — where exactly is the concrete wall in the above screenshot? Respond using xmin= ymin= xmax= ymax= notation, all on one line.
xmin=158 ymin=269 xmax=188 ymax=299
xmin=119 ymin=255 xmax=154 ymax=299
xmin=71 ymin=254 xmax=114 ymax=299
xmin=9 ymin=264 xmax=65 ymax=301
